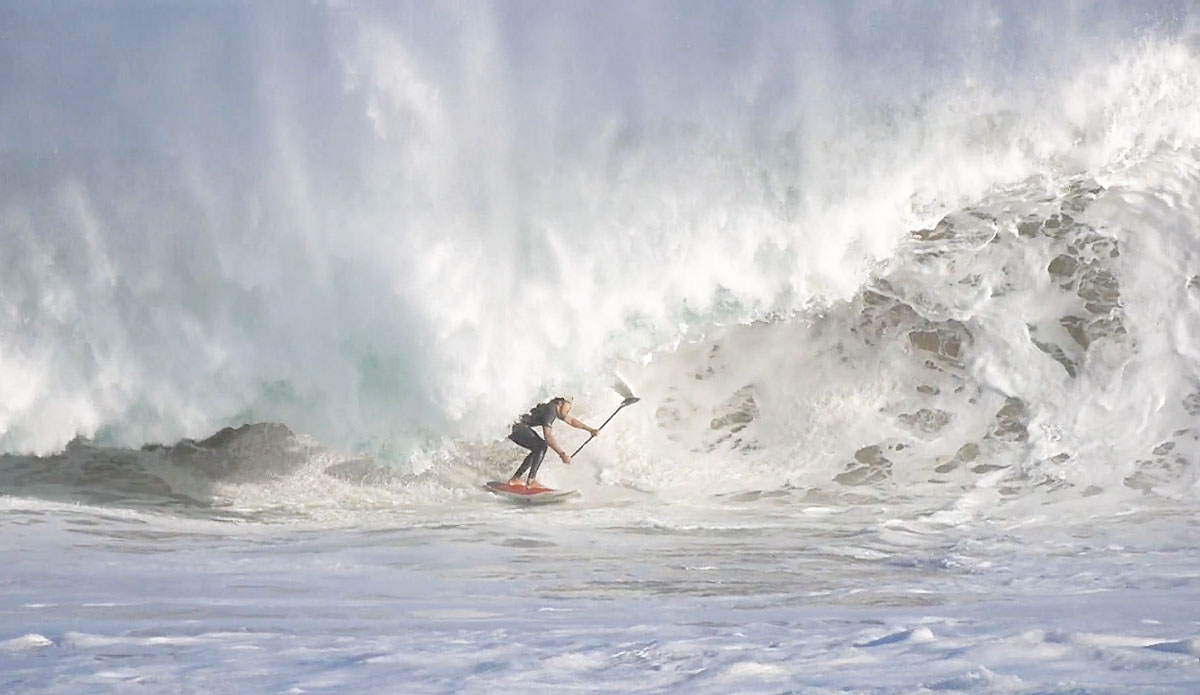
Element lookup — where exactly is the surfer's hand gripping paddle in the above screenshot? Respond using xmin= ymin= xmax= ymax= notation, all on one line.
xmin=569 ymin=377 xmax=640 ymax=458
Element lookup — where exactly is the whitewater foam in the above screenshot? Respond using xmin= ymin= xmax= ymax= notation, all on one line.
xmin=6 ymin=7 xmax=1200 ymax=694
xmin=2 ymin=5 xmax=1199 ymax=471
xmin=0 ymin=6 xmax=1197 ymax=538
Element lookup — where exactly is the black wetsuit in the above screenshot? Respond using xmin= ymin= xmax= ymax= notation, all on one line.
xmin=508 ymin=401 xmax=561 ymax=481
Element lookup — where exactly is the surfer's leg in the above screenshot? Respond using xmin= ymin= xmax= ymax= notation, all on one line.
xmin=510 ymin=451 xmax=533 ymax=483
xmin=525 ymin=442 xmax=548 ymax=485
xmin=511 ymin=453 xmax=533 ymax=484
xmin=508 ymin=425 xmax=545 ymax=484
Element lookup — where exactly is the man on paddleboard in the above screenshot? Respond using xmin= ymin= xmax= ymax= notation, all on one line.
xmin=508 ymin=397 xmax=598 ymax=488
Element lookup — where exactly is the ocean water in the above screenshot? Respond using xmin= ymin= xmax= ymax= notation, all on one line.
xmin=4 ymin=2 xmax=1200 ymax=693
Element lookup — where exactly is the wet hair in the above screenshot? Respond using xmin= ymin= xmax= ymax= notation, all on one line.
xmin=550 ymin=396 xmax=571 ymax=407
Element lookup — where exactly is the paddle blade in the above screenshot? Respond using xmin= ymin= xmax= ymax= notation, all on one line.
xmin=612 ymin=374 xmax=637 ymax=401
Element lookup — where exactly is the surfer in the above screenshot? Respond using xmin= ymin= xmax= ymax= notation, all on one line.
xmin=508 ymin=397 xmax=598 ymax=488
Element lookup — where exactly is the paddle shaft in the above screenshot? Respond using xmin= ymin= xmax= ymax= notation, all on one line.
xmin=570 ymin=399 xmax=637 ymax=458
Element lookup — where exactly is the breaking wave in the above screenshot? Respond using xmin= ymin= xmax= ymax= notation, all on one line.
xmin=2 ymin=3 xmax=1200 ymax=517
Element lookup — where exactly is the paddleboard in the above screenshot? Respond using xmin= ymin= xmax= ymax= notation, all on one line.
xmin=484 ymin=481 xmax=579 ymax=504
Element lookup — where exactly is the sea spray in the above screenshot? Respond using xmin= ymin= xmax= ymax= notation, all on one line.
xmin=0 ymin=3 xmax=1196 ymax=481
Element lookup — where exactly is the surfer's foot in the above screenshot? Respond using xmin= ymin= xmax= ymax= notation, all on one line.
xmin=526 ymin=479 xmax=542 ymax=489
xmin=508 ymin=478 xmax=524 ymax=487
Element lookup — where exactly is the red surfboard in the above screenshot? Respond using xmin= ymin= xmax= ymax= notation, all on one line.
xmin=485 ymin=481 xmax=578 ymax=504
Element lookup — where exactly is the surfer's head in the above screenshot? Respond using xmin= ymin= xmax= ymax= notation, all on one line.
xmin=550 ymin=396 xmax=572 ymax=416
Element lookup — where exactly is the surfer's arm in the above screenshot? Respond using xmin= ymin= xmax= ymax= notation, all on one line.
xmin=563 ymin=415 xmax=599 ymax=436
xmin=543 ymin=426 xmax=569 ymax=461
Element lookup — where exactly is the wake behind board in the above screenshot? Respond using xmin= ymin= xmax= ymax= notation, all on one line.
xmin=485 ymin=481 xmax=579 ymax=504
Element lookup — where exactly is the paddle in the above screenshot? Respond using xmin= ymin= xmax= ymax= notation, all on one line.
xmin=570 ymin=377 xmax=640 ymax=458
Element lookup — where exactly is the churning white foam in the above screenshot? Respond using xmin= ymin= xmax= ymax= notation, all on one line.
xmin=0 ymin=5 xmax=1198 ymax=516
